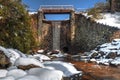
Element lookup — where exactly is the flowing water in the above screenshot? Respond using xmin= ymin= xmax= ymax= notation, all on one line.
xmin=52 ymin=21 xmax=61 ymax=50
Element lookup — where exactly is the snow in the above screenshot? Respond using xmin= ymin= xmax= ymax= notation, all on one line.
xmin=29 ymin=12 xmax=37 ymax=15
xmin=96 ymin=12 xmax=120 ymax=28
xmin=110 ymin=57 xmax=120 ymax=66
xmin=37 ymin=49 xmax=44 ymax=53
xmin=28 ymin=68 xmax=63 ymax=80
xmin=12 ymin=49 xmax=26 ymax=58
xmin=51 ymin=53 xmax=65 ymax=57
xmin=7 ymin=49 xmax=21 ymax=64
xmin=0 ymin=76 xmax=15 ymax=80
xmin=33 ymin=54 xmax=50 ymax=61
xmin=7 ymin=66 xmax=17 ymax=71
xmin=14 ymin=57 xmax=44 ymax=67
xmin=0 ymin=46 xmax=82 ymax=79
xmin=96 ymin=59 xmax=113 ymax=66
xmin=82 ymin=12 xmax=92 ymax=19
xmin=98 ymin=39 xmax=120 ymax=55
xmin=17 ymin=75 xmax=40 ymax=80
xmin=0 ymin=70 xmax=8 ymax=78
xmin=44 ymin=61 xmax=82 ymax=77
xmin=0 ymin=46 xmax=26 ymax=64
xmin=0 ymin=46 xmax=11 ymax=58
xmin=88 ymin=39 xmax=120 ymax=66
xmin=7 ymin=69 xmax=27 ymax=79
xmin=47 ymin=50 xmax=66 ymax=58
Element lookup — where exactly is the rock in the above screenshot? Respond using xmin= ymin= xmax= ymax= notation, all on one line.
xmin=105 ymin=52 xmax=117 ymax=59
xmin=0 ymin=50 xmax=11 ymax=69
xmin=50 ymin=50 xmax=60 ymax=55
xmin=14 ymin=58 xmax=44 ymax=70
xmin=17 ymin=64 xmax=40 ymax=70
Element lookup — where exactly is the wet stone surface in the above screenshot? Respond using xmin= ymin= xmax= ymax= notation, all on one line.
xmin=71 ymin=61 xmax=120 ymax=80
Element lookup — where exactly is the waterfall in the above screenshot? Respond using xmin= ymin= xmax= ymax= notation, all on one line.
xmin=52 ymin=21 xmax=61 ymax=50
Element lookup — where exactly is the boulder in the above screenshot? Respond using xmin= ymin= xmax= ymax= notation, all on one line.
xmin=14 ymin=58 xmax=44 ymax=70
xmin=17 ymin=64 xmax=40 ymax=70
xmin=0 ymin=50 xmax=11 ymax=68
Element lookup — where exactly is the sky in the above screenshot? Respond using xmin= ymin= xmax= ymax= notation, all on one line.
xmin=22 ymin=0 xmax=106 ymax=20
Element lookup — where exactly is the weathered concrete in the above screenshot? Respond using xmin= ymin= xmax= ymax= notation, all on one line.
xmin=52 ymin=21 xmax=61 ymax=50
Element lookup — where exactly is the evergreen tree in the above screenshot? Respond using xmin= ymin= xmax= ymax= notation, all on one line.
xmin=0 ymin=0 xmax=37 ymax=53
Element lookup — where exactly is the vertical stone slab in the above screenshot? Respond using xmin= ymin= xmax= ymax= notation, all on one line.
xmin=70 ymin=10 xmax=75 ymax=41
xmin=38 ymin=11 xmax=44 ymax=42
xmin=70 ymin=10 xmax=75 ymax=53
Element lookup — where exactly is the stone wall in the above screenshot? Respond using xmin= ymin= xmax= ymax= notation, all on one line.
xmin=72 ymin=13 xmax=120 ymax=54
xmin=39 ymin=21 xmax=53 ymax=50
xmin=37 ymin=12 xmax=120 ymax=54
xmin=38 ymin=20 xmax=71 ymax=51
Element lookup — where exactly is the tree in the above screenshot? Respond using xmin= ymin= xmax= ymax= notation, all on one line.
xmin=87 ymin=2 xmax=109 ymax=20
xmin=106 ymin=0 xmax=120 ymax=12
xmin=0 ymin=0 xmax=37 ymax=53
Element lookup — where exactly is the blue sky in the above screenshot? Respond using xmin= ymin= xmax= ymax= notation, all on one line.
xmin=22 ymin=0 xmax=106 ymax=11
xmin=22 ymin=0 xmax=106 ymax=20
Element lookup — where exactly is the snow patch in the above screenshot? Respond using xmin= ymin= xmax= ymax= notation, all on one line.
xmin=28 ymin=68 xmax=63 ymax=80
xmin=0 ymin=76 xmax=15 ymax=80
xmin=7 ymin=69 xmax=27 ymax=79
xmin=96 ymin=12 xmax=120 ymax=28
xmin=16 ymin=75 xmax=40 ymax=80
xmin=0 ymin=69 xmax=8 ymax=78
xmin=14 ymin=57 xmax=44 ymax=67
xmin=89 ymin=39 xmax=120 ymax=66
xmin=44 ymin=61 xmax=82 ymax=77
xmin=33 ymin=54 xmax=50 ymax=61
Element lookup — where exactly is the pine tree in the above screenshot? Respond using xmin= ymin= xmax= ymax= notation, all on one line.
xmin=0 ymin=0 xmax=37 ymax=53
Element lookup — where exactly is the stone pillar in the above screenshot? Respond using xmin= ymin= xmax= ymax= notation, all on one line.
xmin=70 ymin=10 xmax=75 ymax=41
xmin=38 ymin=10 xmax=44 ymax=42
xmin=70 ymin=11 xmax=75 ymax=40
xmin=70 ymin=10 xmax=75 ymax=54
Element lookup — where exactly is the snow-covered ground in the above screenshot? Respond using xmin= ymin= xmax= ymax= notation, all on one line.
xmin=82 ymin=12 xmax=120 ymax=28
xmin=0 ymin=46 xmax=82 ymax=80
xmin=28 ymin=12 xmax=37 ymax=15
xmin=96 ymin=12 xmax=120 ymax=28
xmin=44 ymin=61 xmax=82 ymax=77
xmin=86 ymin=39 xmax=120 ymax=66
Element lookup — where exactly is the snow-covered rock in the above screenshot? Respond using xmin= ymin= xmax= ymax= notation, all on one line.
xmin=0 ymin=46 xmax=11 ymax=58
xmin=44 ymin=61 xmax=82 ymax=77
xmin=17 ymin=75 xmax=40 ymax=80
xmin=6 ymin=69 xmax=27 ymax=79
xmin=0 ymin=46 xmax=26 ymax=65
xmin=0 ymin=69 xmax=8 ymax=78
xmin=7 ymin=66 xmax=17 ymax=71
xmin=28 ymin=68 xmax=63 ymax=80
xmin=96 ymin=59 xmax=113 ymax=66
xmin=88 ymin=39 xmax=120 ymax=66
xmin=7 ymin=49 xmax=21 ymax=64
xmin=11 ymin=49 xmax=26 ymax=58
xmin=0 ymin=76 xmax=15 ymax=80
xmin=33 ymin=54 xmax=50 ymax=62
xmin=47 ymin=50 xmax=65 ymax=58
xmin=14 ymin=57 xmax=44 ymax=68
xmin=110 ymin=57 xmax=120 ymax=66
xmin=37 ymin=49 xmax=44 ymax=53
